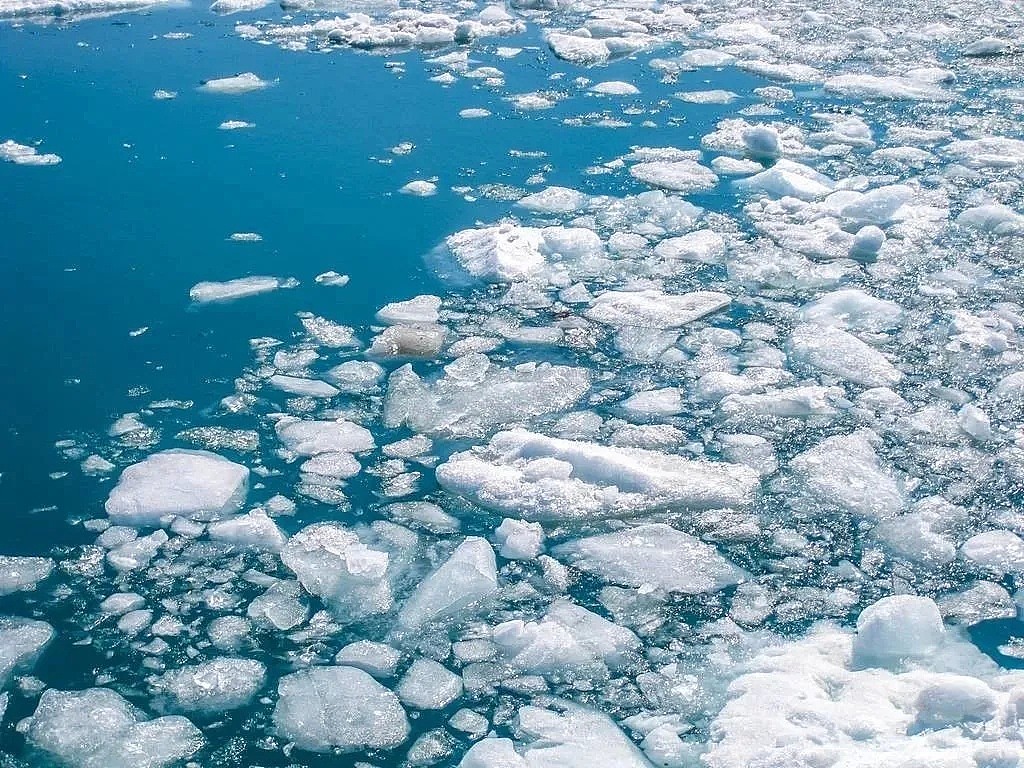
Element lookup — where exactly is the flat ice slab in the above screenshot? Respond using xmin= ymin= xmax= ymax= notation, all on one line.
xmin=553 ymin=523 xmax=745 ymax=594
xmin=105 ymin=449 xmax=249 ymax=525
xmin=273 ymin=666 xmax=409 ymax=753
xmin=436 ymin=429 xmax=759 ymax=521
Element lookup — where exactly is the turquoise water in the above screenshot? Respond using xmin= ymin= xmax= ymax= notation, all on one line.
xmin=3 ymin=2 xmax=1024 ymax=767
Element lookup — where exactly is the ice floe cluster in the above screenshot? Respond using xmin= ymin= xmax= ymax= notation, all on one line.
xmin=4 ymin=0 xmax=1024 ymax=766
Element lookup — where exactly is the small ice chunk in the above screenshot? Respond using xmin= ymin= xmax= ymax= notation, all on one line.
xmin=742 ymin=125 xmax=781 ymax=160
xmin=492 ymin=598 xmax=639 ymax=673
xmin=377 ymin=295 xmax=442 ymax=325
xmin=396 ymin=659 xmax=463 ymax=709
xmin=281 ymin=523 xmax=392 ymax=618
xmin=199 ymin=72 xmax=271 ymax=94
xmin=0 ymin=139 xmax=61 ymax=166
xmin=788 ymin=324 xmax=901 ymax=387
xmin=0 ymin=555 xmax=53 ymax=596
xmin=517 ymin=186 xmax=589 ymax=213
xmin=591 ymin=81 xmax=639 ymax=96
xmin=325 ymin=360 xmax=385 ymax=393
xmin=621 ymin=388 xmax=682 ymax=416
xmin=275 ymin=417 xmax=374 ymax=455
xmin=100 ymin=592 xmax=145 ymax=615
xmin=335 ymin=640 xmax=401 ymax=678
xmin=268 ymin=374 xmax=339 ymax=398
xmin=401 ymin=180 xmax=438 ymax=196
xmin=553 ymin=523 xmax=743 ymax=594
xmin=586 ymin=289 xmax=731 ymax=329
xmin=219 ymin=120 xmax=254 ymax=131
xmin=314 ymin=270 xmax=350 ymax=287
xmin=24 ymin=688 xmax=203 ymax=768
xmin=150 ymin=658 xmax=266 ymax=714
xmin=459 ymin=108 xmax=491 ymax=118
xmin=546 ymin=33 xmax=609 ymax=65
xmin=207 ymin=508 xmax=286 ymax=552
xmin=368 ymin=324 xmax=447 ymax=358
xmin=398 ymin=537 xmax=497 ymax=628
xmin=735 ymin=159 xmax=833 ymax=200
xmin=189 ymin=276 xmax=291 ymax=303
xmin=852 ymin=595 xmax=945 ymax=668
xmin=798 ymin=289 xmax=902 ymax=332
xmin=790 ymin=432 xmax=904 ymax=520
xmin=494 ymin=518 xmax=544 ymax=559
xmin=629 ymin=159 xmax=718 ymax=193
xmin=960 ymin=530 xmax=1024 ymax=575
xmin=273 ymin=666 xmax=409 ymax=753
xmin=0 ymin=617 xmax=53 ymax=689
xmin=105 ymin=450 xmax=249 ymax=526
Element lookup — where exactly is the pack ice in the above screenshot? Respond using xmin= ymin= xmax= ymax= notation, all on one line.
xmin=437 ymin=429 xmax=759 ymax=521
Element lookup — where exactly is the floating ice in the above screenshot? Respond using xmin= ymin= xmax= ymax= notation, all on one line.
xmin=218 ymin=120 xmax=254 ymax=130
xmin=585 ymin=289 xmax=731 ymax=329
xmin=150 ymin=658 xmax=266 ymax=714
xmin=376 ymin=295 xmax=441 ymax=325
xmin=959 ymin=530 xmax=1024 ymax=576
xmin=384 ymin=355 xmax=590 ymax=438
xmin=790 ymin=432 xmax=905 ymax=520
xmin=546 ymin=32 xmax=610 ymax=65
xmin=493 ymin=598 xmax=639 ymax=673
xmin=273 ymin=666 xmax=409 ymax=753
xmin=437 ymin=429 xmax=758 ymax=521
xmin=199 ymin=72 xmax=271 ymax=94
xmin=23 ymin=688 xmax=203 ymax=768
xmin=629 ymin=159 xmax=719 ymax=193
xmin=788 ymin=324 xmax=902 ymax=387
xmin=398 ymin=537 xmax=497 ymax=628
xmin=517 ymin=186 xmax=589 ymax=214
xmin=335 ymin=640 xmax=401 ymax=678
xmin=207 ymin=508 xmax=287 ymax=552
xmin=400 ymin=179 xmax=438 ymax=196
xmin=461 ymin=703 xmax=652 ymax=768
xmin=275 ymin=417 xmax=374 ymax=455
xmin=396 ymin=658 xmax=463 ymax=709
xmin=0 ymin=555 xmax=53 ymax=596
xmin=494 ymin=518 xmax=544 ymax=560
xmin=268 ymin=374 xmax=339 ymax=398
xmin=281 ymin=522 xmax=392 ymax=617
xmin=0 ymin=139 xmax=61 ymax=166
xmin=105 ymin=450 xmax=249 ymax=526
xmin=735 ymin=159 xmax=833 ymax=200
xmin=554 ymin=523 xmax=744 ymax=594
xmin=0 ymin=617 xmax=53 ymax=689
xmin=189 ymin=276 xmax=294 ymax=303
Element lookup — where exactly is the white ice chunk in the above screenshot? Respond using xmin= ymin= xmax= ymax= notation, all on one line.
xmin=275 ymin=417 xmax=374 ymax=456
xmin=24 ymin=688 xmax=203 ymax=768
xmin=0 ymin=617 xmax=53 ymax=689
xmin=189 ymin=276 xmax=291 ymax=303
xmin=553 ymin=523 xmax=743 ymax=594
xmin=273 ymin=666 xmax=409 ymax=753
xmin=788 ymin=324 xmax=902 ymax=387
xmin=207 ymin=508 xmax=287 ymax=552
xmin=281 ymin=523 xmax=392 ymax=617
xmin=790 ymin=432 xmax=905 ymax=520
xmin=199 ymin=72 xmax=271 ymax=94
xmin=335 ymin=640 xmax=401 ymax=678
xmin=853 ymin=595 xmax=945 ymax=667
xmin=492 ymin=598 xmax=639 ymax=673
xmin=105 ymin=450 xmax=249 ymax=526
xmin=377 ymin=295 xmax=442 ymax=325
xmin=398 ymin=537 xmax=497 ymax=628
xmin=150 ymin=658 xmax=266 ymax=713
xmin=384 ymin=356 xmax=590 ymax=438
xmin=0 ymin=139 xmax=61 ymax=166
xmin=437 ymin=429 xmax=758 ymax=521
xmin=268 ymin=374 xmax=339 ymax=398
xmin=0 ymin=556 xmax=53 ymax=596
xmin=629 ymin=160 xmax=719 ymax=193
xmin=585 ymin=289 xmax=731 ymax=329
xmin=960 ymin=530 xmax=1024 ymax=576
xmin=396 ymin=659 xmax=463 ymax=709
xmin=494 ymin=518 xmax=544 ymax=559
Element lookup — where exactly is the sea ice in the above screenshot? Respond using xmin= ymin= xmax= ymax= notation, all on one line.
xmin=149 ymin=658 xmax=266 ymax=714
xmin=273 ymin=666 xmax=409 ymax=753
xmin=105 ymin=450 xmax=249 ymax=525
xmin=553 ymin=523 xmax=744 ymax=594
xmin=438 ymin=429 xmax=758 ymax=521
xmin=23 ymin=688 xmax=203 ymax=768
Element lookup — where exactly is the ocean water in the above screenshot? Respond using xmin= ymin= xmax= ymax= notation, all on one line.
xmin=3 ymin=1 xmax=1024 ymax=767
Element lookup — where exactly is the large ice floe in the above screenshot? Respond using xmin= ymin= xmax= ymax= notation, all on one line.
xmin=10 ymin=0 xmax=1024 ymax=765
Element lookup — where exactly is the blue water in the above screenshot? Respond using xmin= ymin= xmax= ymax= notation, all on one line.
xmin=3 ymin=4 xmax=1023 ymax=766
